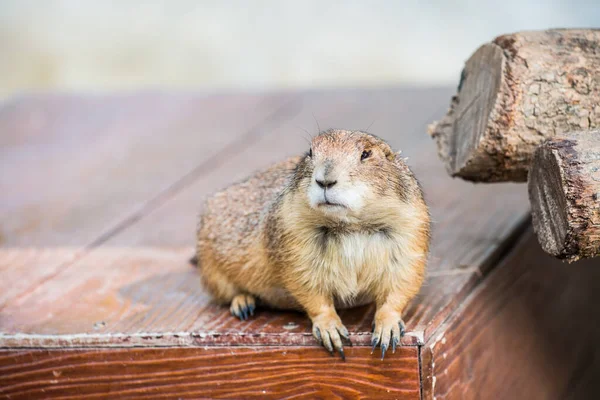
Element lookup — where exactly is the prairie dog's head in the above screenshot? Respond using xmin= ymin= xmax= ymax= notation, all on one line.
xmin=293 ymin=129 xmax=408 ymax=221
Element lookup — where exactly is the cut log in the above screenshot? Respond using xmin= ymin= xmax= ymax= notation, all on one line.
xmin=429 ymin=29 xmax=600 ymax=182
xmin=528 ymin=130 xmax=600 ymax=262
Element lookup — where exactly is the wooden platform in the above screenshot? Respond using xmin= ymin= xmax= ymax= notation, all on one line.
xmin=1 ymin=88 xmax=598 ymax=399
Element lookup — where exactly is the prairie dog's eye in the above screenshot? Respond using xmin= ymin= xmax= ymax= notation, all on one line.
xmin=308 ymin=148 xmax=313 ymax=158
xmin=361 ymin=150 xmax=372 ymax=161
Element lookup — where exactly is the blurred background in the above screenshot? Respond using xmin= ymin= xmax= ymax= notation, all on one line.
xmin=1 ymin=0 xmax=598 ymax=99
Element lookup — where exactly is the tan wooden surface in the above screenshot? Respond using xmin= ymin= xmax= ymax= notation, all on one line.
xmin=0 ymin=87 xmax=532 ymax=398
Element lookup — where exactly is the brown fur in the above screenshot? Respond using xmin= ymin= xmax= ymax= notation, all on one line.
xmin=196 ymin=129 xmax=430 ymax=358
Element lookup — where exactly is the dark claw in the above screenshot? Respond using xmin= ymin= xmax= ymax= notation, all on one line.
xmin=241 ymin=308 xmax=248 ymax=321
xmin=248 ymin=304 xmax=255 ymax=316
xmin=399 ymin=321 xmax=406 ymax=337
xmin=381 ymin=342 xmax=388 ymax=360
xmin=315 ymin=327 xmax=322 ymax=344
xmin=371 ymin=322 xmax=375 ymax=333
xmin=339 ymin=326 xmax=350 ymax=340
xmin=338 ymin=327 xmax=352 ymax=346
xmin=371 ymin=335 xmax=380 ymax=354
xmin=338 ymin=348 xmax=346 ymax=361
xmin=392 ymin=336 xmax=399 ymax=353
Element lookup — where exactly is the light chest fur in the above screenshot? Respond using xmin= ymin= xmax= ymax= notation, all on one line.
xmin=282 ymin=223 xmax=423 ymax=307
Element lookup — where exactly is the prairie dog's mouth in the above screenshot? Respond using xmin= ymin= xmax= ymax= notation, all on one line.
xmin=317 ymin=201 xmax=347 ymax=209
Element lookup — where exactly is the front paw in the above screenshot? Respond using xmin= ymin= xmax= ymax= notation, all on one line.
xmin=311 ymin=313 xmax=351 ymax=360
xmin=371 ymin=310 xmax=406 ymax=360
xmin=230 ymin=294 xmax=256 ymax=321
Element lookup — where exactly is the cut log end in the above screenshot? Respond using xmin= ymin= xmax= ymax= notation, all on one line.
xmin=528 ymin=144 xmax=570 ymax=258
xmin=450 ymin=44 xmax=506 ymax=180
xmin=528 ymin=131 xmax=600 ymax=262
xmin=429 ymin=43 xmax=509 ymax=182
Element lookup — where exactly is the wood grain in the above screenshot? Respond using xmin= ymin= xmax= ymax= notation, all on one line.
xmin=0 ymin=248 xmax=77 ymax=307
xmin=0 ymin=92 xmax=297 ymax=307
xmin=1 ymin=92 xmax=294 ymax=247
xmin=0 ymin=347 xmax=420 ymax=400
xmin=421 ymin=228 xmax=600 ymax=399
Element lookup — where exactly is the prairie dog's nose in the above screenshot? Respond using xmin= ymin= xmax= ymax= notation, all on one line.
xmin=316 ymin=179 xmax=337 ymax=189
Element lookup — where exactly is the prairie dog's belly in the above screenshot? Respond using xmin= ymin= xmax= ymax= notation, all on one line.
xmin=254 ymin=231 xmax=402 ymax=310
xmin=256 ymin=287 xmax=301 ymax=310
xmin=257 ymin=286 xmax=375 ymax=311
xmin=334 ymin=293 xmax=375 ymax=310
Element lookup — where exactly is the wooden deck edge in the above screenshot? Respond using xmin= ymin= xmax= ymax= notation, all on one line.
xmin=0 ymin=346 xmax=422 ymax=399
xmin=419 ymin=217 xmax=532 ymax=400
xmin=0 ymin=331 xmax=423 ymax=349
xmin=422 ymin=214 xmax=531 ymax=342
xmin=419 ymin=227 xmax=600 ymax=399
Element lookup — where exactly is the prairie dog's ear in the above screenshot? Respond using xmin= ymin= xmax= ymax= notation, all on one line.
xmin=379 ymin=142 xmax=395 ymax=161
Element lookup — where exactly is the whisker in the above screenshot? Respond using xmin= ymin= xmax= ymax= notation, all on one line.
xmin=295 ymin=124 xmax=312 ymax=137
xmin=364 ymin=119 xmax=377 ymax=132
xmin=312 ymin=112 xmax=321 ymax=133
xmin=294 ymin=126 xmax=313 ymax=146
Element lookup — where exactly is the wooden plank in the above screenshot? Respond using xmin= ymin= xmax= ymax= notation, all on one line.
xmin=0 ymin=87 xmax=531 ymax=351
xmin=0 ymin=347 xmax=420 ymax=400
xmin=0 ymin=248 xmax=77 ymax=307
xmin=0 ymin=92 xmax=298 ymax=307
xmin=0 ymin=247 xmax=419 ymax=347
xmin=1 ymin=92 xmax=293 ymax=246
xmin=421 ymin=228 xmax=600 ymax=399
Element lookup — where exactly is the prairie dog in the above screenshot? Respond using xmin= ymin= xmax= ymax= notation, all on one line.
xmin=196 ymin=129 xmax=430 ymax=359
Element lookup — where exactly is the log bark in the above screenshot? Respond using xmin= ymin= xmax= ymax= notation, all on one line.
xmin=429 ymin=29 xmax=600 ymax=182
xmin=528 ymin=130 xmax=600 ymax=262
